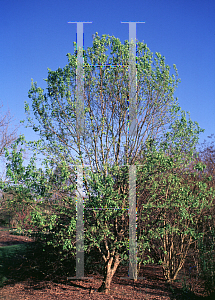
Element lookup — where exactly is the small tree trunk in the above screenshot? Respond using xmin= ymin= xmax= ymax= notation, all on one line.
xmin=98 ymin=254 xmax=120 ymax=294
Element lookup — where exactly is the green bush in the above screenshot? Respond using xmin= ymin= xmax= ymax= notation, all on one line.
xmin=197 ymin=229 xmax=215 ymax=296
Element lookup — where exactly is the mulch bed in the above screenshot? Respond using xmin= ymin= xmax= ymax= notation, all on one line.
xmin=0 ymin=226 xmax=214 ymax=299
xmin=0 ymin=227 xmax=34 ymax=247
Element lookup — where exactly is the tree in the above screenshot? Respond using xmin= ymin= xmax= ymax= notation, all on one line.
xmin=1 ymin=32 xmax=210 ymax=293
xmin=0 ymin=102 xmax=24 ymax=226
xmin=188 ymin=134 xmax=215 ymax=295
xmin=136 ymin=145 xmax=214 ymax=282
xmin=23 ymin=32 xmax=181 ymax=169
xmin=0 ymin=102 xmax=20 ymax=159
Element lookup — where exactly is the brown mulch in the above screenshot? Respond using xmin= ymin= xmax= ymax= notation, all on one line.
xmin=0 ymin=227 xmax=34 ymax=247
xmin=0 ymin=226 xmax=213 ymax=299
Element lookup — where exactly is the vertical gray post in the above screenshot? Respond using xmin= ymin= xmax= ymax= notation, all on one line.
xmin=121 ymin=21 xmax=145 ymax=281
xmin=68 ymin=22 xmax=92 ymax=136
xmin=121 ymin=22 xmax=144 ymax=139
xmin=67 ymin=21 xmax=92 ymax=280
xmin=128 ymin=22 xmax=137 ymax=138
xmin=76 ymin=165 xmax=84 ymax=278
xmin=67 ymin=164 xmax=91 ymax=280
xmin=129 ymin=165 xmax=137 ymax=280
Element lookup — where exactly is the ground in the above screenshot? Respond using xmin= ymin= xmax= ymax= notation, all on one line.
xmin=0 ymin=226 xmax=214 ymax=299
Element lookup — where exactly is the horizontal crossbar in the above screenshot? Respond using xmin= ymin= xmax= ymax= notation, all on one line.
xmin=84 ymin=207 xmax=129 ymax=210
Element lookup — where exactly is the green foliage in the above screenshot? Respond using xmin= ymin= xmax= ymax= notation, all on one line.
xmin=0 ymin=135 xmax=78 ymax=264
xmin=197 ymin=229 xmax=215 ymax=296
xmin=20 ymin=32 xmax=182 ymax=169
xmin=0 ymin=243 xmax=28 ymax=286
xmin=133 ymin=112 xmax=214 ymax=283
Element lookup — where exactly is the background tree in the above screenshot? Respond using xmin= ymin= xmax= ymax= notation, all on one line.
xmin=0 ymin=102 xmax=24 ymax=226
xmin=0 ymin=102 xmax=20 ymax=159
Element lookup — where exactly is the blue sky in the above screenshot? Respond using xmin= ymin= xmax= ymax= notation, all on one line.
xmin=0 ymin=0 xmax=214 ymax=174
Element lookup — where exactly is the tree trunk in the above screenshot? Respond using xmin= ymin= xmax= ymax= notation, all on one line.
xmin=163 ymin=235 xmax=193 ymax=283
xmin=98 ymin=254 xmax=120 ymax=294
